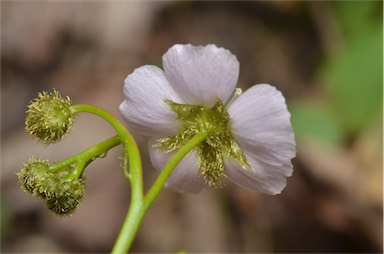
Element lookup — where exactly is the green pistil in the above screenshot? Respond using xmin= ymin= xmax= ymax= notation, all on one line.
xmin=155 ymin=99 xmax=250 ymax=188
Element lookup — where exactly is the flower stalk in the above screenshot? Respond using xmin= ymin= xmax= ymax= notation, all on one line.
xmin=112 ymin=131 xmax=207 ymax=253
xmin=70 ymin=104 xmax=143 ymax=187
xmin=48 ymin=135 xmax=121 ymax=173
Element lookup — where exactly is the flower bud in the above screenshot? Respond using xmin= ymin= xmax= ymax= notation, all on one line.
xmin=44 ymin=174 xmax=86 ymax=216
xmin=17 ymin=157 xmax=51 ymax=197
xmin=18 ymin=159 xmax=86 ymax=216
xmin=25 ymin=90 xmax=73 ymax=144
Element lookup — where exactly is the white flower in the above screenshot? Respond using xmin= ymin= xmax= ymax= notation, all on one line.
xmin=120 ymin=44 xmax=296 ymax=195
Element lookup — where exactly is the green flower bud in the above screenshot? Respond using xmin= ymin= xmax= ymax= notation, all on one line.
xmin=44 ymin=175 xmax=86 ymax=216
xmin=25 ymin=90 xmax=73 ymax=144
xmin=17 ymin=157 xmax=51 ymax=197
xmin=18 ymin=159 xmax=86 ymax=216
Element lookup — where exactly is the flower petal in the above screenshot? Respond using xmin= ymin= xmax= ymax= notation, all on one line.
xmin=149 ymin=139 xmax=206 ymax=193
xmin=119 ymin=65 xmax=183 ymax=137
xmin=163 ymin=44 xmax=239 ymax=107
xmin=225 ymin=150 xmax=293 ymax=195
xmin=228 ymin=84 xmax=296 ymax=167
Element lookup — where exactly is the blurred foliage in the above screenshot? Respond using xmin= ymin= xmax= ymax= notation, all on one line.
xmin=322 ymin=19 xmax=382 ymax=136
xmin=291 ymin=1 xmax=383 ymax=144
xmin=332 ymin=1 xmax=382 ymax=39
xmin=290 ymin=100 xmax=344 ymax=146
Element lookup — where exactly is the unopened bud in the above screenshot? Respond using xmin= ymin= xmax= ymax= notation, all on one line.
xmin=45 ymin=176 xmax=86 ymax=216
xmin=17 ymin=157 xmax=51 ymax=197
xmin=25 ymin=90 xmax=73 ymax=144
xmin=18 ymin=159 xmax=86 ymax=216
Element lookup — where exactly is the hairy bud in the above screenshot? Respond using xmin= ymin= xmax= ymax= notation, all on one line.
xmin=18 ymin=159 xmax=86 ymax=216
xmin=25 ymin=90 xmax=73 ymax=144
xmin=17 ymin=157 xmax=51 ymax=196
xmin=44 ymin=172 xmax=86 ymax=216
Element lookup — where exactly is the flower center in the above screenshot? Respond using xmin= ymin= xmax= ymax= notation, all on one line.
xmin=155 ymin=99 xmax=250 ymax=188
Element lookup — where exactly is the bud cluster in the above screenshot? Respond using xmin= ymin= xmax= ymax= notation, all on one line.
xmin=25 ymin=90 xmax=73 ymax=144
xmin=18 ymin=158 xmax=85 ymax=216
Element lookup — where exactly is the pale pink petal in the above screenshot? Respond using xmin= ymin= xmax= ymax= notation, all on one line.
xmin=163 ymin=44 xmax=239 ymax=107
xmin=149 ymin=139 xmax=206 ymax=193
xmin=119 ymin=65 xmax=183 ymax=137
xmin=225 ymin=150 xmax=293 ymax=195
xmin=228 ymin=84 xmax=296 ymax=167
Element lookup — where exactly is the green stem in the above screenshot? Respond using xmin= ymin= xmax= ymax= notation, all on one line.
xmin=66 ymin=160 xmax=88 ymax=180
xmin=70 ymin=104 xmax=143 ymax=192
xmin=70 ymin=104 xmax=144 ymax=253
xmin=67 ymin=104 xmax=207 ymax=253
xmin=49 ymin=135 xmax=121 ymax=173
xmin=143 ymin=131 xmax=207 ymax=212
xmin=111 ymin=131 xmax=207 ymax=253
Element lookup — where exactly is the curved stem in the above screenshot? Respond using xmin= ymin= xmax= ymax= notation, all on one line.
xmin=70 ymin=104 xmax=144 ymax=253
xmin=143 ymin=131 xmax=207 ymax=212
xmin=49 ymin=135 xmax=120 ymax=173
xmin=111 ymin=131 xmax=207 ymax=253
xmin=70 ymin=104 xmax=143 ymax=193
xmin=69 ymin=104 xmax=207 ymax=253
xmin=66 ymin=159 xmax=88 ymax=180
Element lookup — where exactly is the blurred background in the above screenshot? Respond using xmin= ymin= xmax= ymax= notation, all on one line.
xmin=1 ymin=1 xmax=382 ymax=253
